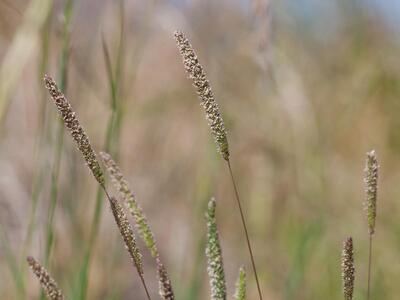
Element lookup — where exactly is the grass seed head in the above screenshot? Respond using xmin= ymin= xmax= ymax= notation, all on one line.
xmin=157 ymin=256 xmax=175 ymax=300
xmin=109 ymin=196 xmax=143 ymax=276
xmin=174 ymin=30 xmax=230 ymax=161
xmin=364 ymin=150 xmax=379 ymax=235
xmin=234 ymin=266 xmax=246 ymax=300
xmin=205 ymin=198 xmax=227 ymax=300
xmin=341 ymin=237 xmax=355 ymax=300
xmin=26 ymin=256 xmax=64 ymax=300
xmin=100 ymin=151 xmax=158 ymax=257
xmin=44 ymin=74 xmax=104 ymax=185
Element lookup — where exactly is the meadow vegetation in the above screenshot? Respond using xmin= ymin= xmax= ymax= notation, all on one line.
xmin=1 ymin=1 xmax=399 ymax=299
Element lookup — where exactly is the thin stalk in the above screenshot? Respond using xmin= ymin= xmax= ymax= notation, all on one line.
xmin=227 ymin=160 xmax=263 ymax=300
xmin=139 ymin=271 xmax=152 ymax=300
xmin=367 ymin=234 xmax=372 ymax=300
xmin=40 ymin=2 xmax=73 ymax=300
xmin=21 ymin=0 xmax=53 ymax=267
xmin=77 ymin=9 xmax=125 ymax=298
xmin=43 ymin=0 xmax=73 ymax=269
xmin=1 ymin=226 xmax=26 ymax=300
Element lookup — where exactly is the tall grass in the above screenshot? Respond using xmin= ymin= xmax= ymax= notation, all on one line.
xmin=364 ymin=150 xmax=379 ymax=300
xmin=0 ymin=0 xmax=52 ymax=123
xmin=76 ymin=2 xmax=125 ymax=299
xmin=174 ymin=30 xmax=263 ymax=300
xmin=44 ymin=0 xmax=74 ymax=272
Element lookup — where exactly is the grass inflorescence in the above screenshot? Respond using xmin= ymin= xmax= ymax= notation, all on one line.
xmin=341 ymin=237 xmax=355 ymax=300
xmin=26 ymin=256 xmax=64 ymax=300
xmin=205 ymin=198 xmax=227 ymax=300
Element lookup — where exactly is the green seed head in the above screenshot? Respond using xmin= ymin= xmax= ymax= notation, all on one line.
xmin=100 ymin=151 xmax=158 ymax=258
xmin=205 ymin=198 xmax=227 ymax=300
xmin=234 ymin=266 xmax=246 ymax=300
xmin=364 ymin=150 xmax=379 ymax=235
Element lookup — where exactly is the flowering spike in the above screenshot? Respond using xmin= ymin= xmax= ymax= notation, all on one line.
xmin=234 ymin=266 xmax=246 ymax=300
xmin=364 ymin=150 xmax=379 ymax=235
xmin=100 ymin=151 xmax=158 ymax=257
xmin=342 ymin=237 xmax=355 ymax=300
xmin=27 ymin=256 xmax=64 ymax=300
xmin=157 ymin=256 xmax=175 ymax=300
xmin=108 ymin=196 xmax=143 ymax=276
xmin=174 ymin=31 xmax=229 ymax=161
xmin=205 ymin=198 xmax=226 ymax=300
xmin=44 ymin=75 xmax=104 ymax=185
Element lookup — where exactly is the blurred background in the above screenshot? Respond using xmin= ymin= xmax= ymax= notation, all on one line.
xmin=1 ymin=0 xmax=400 ymax=299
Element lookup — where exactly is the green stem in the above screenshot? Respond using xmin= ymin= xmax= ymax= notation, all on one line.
xmin=367 ymin=234 xmax=373 ymax=300
xmin=40 ymin=2 xmax=73 ymax=300
xmin=0 ymin=226 xmax=26 ymax=300
xmin=21 ymin=0 xmax=53 ymax=269
xmin=77 ymin=10 xmax=125 ymax=295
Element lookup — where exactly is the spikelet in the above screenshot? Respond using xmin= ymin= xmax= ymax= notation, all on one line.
xmin=364 ymin=150 xmax=379 ymax=235
xmin=100 ymin=151 xmax=158 ymax=257
xmin=108 ymin=196 xmax=143 ymax=276
xmin=341 ymin=237 xmax=355 ymax=300
xmin=157 ymin=256 xmax=175 ymax=300
xmin=26 ymin=256 xmax=64 ymax=300
xmin=44 ymin=75 xmax=104 ymax=185
xmin=174 ymin=31 xmax=230 ymax=161
xmin=234 ymin=267 xmax=246 ymax=300
xmin=205 ymin=198 xmax=226 ymax=300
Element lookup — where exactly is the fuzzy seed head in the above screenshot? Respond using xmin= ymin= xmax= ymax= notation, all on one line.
xmin=109 ymin=197 xmax=143 ymax=276
xmin=364 ymin=150 xmax=379 ymax=235
xmin=174 ymin=31 xmax=230 ymax=161
xmin=100 ymin=151 xmax=158 ymax=257
xmin=205 ymin=198 xmax=226 ymax=300
xmin=44 ymin=75 xmax=104 ymax=185
xmin=27 ymin=256 xmax=64 ymax=300
xmin=157 ymin=256 xmax=175 ymax=300
xmin=234 ymin=266 xmax=246 ymax=300
xmin=341 ymin=237 xmax=355 ymax=300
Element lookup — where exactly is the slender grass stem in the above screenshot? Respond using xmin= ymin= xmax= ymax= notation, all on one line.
xmin=77 ymin=14 xmax=124 ymax=298
xmin=40 ymin=3 xmax=73 ymax=300
xmin=227 ymin=160 xmax=263 ymax=300
xmin=43 ymin=0 xmax=73 ymax=270
xmin=0 ymin=226 xmax=26 ymax=300
xmin=21 ymin=0 xmax=53 ymax=272
xmin=139 ymin=269 xmax=152 ymax=300
xmin=367 ymin=234 xmax=372 ymax=300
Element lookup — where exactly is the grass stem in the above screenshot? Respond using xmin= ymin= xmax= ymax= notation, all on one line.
xmin=227 ymin=160 xmax=263 ymax=300
xmin=367 ymin=234 xmax=372 ymax=300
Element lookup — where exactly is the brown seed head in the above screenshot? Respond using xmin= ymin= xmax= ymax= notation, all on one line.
xmin=157 ymin=256 xmax=175 ymax=300
xmin=27 ymin=256 xmax=64 ymax=300
xmin=341 ymin=237 xmax=355 ymax=300
xmin=44 ymin=74 xmax=104 ymax=185
xmin=174 ymin=31 xmax=230 ymax=161
xmin=109 ymin=197 xmax=143 ymax=276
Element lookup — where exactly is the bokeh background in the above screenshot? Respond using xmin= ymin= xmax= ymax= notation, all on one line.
xmin=1 ymin=0 xmax=400 ymax=299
